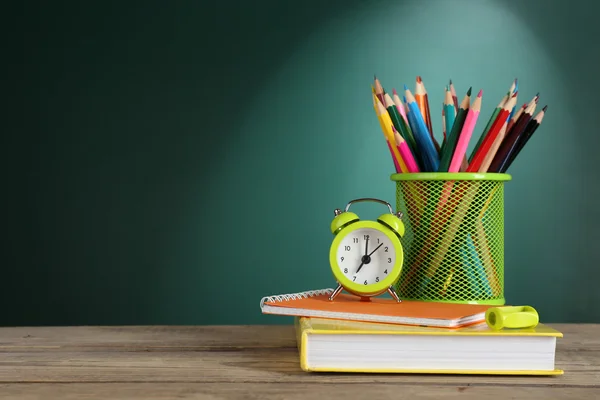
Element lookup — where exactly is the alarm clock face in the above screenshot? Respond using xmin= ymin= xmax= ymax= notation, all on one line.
xmin=335 ymin=227 xmax=396 ymax=287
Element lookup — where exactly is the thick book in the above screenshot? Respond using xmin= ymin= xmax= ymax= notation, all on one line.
xmin=260 ymin=288 xmax=493 ymax=328
xmin=295 ymin=317 xmax=563 ymax=375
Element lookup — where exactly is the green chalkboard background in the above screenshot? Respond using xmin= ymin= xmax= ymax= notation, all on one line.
xmin=3 ymin=0 xmax=600 ymax=326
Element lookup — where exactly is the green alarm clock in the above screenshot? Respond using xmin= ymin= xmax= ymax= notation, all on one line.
xmin=328 ymin=198 xmax=405 ymax=302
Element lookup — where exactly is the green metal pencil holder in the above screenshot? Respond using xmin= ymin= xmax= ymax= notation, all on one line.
xmin=390 ymin=172 xmax=512 ymax=305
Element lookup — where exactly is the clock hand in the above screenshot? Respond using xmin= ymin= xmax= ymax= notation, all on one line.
xmin=367 ymin=242 xmax=383 ymax=257
xmin=364 ymin=235 xmax=369 ymax=256
xmin=356 ymin=241 xmax=382 ymax=275
xmin=355 ymin=261 xmax=365 ymax=274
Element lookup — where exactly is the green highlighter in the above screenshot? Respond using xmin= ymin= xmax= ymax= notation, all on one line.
xmin=485 ymin=306 xmax=539 ymax=330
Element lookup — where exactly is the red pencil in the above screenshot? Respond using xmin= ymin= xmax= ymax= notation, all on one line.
xmin=449 ymin=79 xmax=458 ymax=110
xmin=466 ymin=92 xmax=518 ymax=172
xmin=374 ymin=75 xmax=386 ymax=106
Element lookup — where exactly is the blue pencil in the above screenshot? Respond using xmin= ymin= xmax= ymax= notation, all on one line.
xmin=461 ymin=238 xmax=482 ymax=298
xmin=404 ymin=86 xmax=440 ymax=171
xmin=466 ymin=234 xmax=493 ymax=297
xmin=508 ymin=78 xmax=518 ymax=121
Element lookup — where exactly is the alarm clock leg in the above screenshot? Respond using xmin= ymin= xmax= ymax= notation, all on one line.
xmin=328 ymin=283 xmax=344 ymax=301
xmin=387 ymin=286 xmax=402 ymax=303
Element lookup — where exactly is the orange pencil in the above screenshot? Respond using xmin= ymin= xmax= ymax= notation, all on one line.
xmin=466 ymin=93 xmax=518 ymax=172
xmin=415 ymin=76 xmax=440 ymax=153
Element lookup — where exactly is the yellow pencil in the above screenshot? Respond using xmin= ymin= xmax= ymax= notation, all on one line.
xmin=373 ymin=94 xmax=408 ymax=173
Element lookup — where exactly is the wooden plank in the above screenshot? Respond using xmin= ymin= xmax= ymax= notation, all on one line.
xmin=0 ymin=325 xmax=297 ymax=351
xmin=0 ymin=383 xmax=598 ymax=400
xmin=0 ymin=324 xmax=597 ymax=387
xmin=0 ymin=347 xmax=597 ymax=386
xmin=1 ymin=324 xmax=597 ymax=351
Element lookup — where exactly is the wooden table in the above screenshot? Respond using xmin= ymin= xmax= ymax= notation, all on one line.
xmin=0 ymin=324 xmax=598 ymax=399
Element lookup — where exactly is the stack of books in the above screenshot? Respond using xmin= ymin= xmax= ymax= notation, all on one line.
xmin=260 ymin=288 xmax=562 ymax=375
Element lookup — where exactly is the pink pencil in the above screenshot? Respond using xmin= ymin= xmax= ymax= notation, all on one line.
xmin=393 ymin=127 xmax=420 ymax=173
xmin=392 ymin=88 xmax=409 ymax=124
xmin=449 ymin=89 xmax=483 ymax=172
xmin=386 ymin=139 xmax=401 ymax=173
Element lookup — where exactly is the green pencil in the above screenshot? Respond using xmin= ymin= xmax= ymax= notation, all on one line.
xmin=441 ymin=87 xmax=456 ymax=156
xmin=438 ymin=87 xmax=471 ymax=172
xmin=385 ymin=93 xmax=420 ymax=166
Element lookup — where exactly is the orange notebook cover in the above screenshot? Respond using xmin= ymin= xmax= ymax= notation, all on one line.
xmin=260 ymin=288 xmax=493 ymax=328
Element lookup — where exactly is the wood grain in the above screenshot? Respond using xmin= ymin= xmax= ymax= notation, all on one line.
xmin=0 ymin=324 xmax=598 ymax=399
xmin=0 ymin=383 xmax=598 ymax=400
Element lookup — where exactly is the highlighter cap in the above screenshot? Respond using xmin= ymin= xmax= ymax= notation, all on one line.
xmin=485 ymin=306 xmax=539 ymax=330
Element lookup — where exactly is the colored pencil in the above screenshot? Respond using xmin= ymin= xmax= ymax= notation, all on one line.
xmin=373 ymin=94 xmax=408 ymax=173
xmin=443 ymin=87 xmax=456 ymax=148
xmin=384 ymin=92 xmax=408 ymax=136
xmin=392 ymin=89 xmax=419 ymax=154
xmin=507 ymin=78 xmax=518 ymax=121
xmin=449 ymin=79 xmax=458 ymax=110
xmin=468 ymin=79 xmax=515 ymax=162
xmin=404 ymin=86 xmax=440 ymax=172
xmin=374 ymin=75 xmax=386 ymax=106
xmin=460 ymin=155 xmax=468 ymax=172
xmin=500 ymin=106 xmax=547 ymax=172
xmin=466 ymin=92 xmax=517 ymax=172
xmin=473 ymin=184 xmax=502 ymax=296
xmin=391 ymin=88 xmax=409 ymax=125
xmin=441 ymin=105 xmax=446 ymax=150
xmin=469 ymin=93 xmax=507 ymax=162
xmin=506 ymin=103 xmax=526 ymax=133
xmin=478 ymin=117 xmax=508 ymax=172
xmin=387 ymin=140 xmax=401 ymax=173
xmin=385 ymin=92 xmax=419 ymax=163
xmin=488 ymin=95 xmax=538 ymax=172
xmin=374 ymin=84 xmax=401 ymax=173
xmin=415 ymin=76 xmax=439 ymax=153
xmin=394 ymin=128 xmax=420 ymax=173
xmin=508 ymin=78 xmax=517 ymax=96
xmin=438 ymin=87 xmax=471 ymax=172
xmin=449 ymin=89 xmax=482 ymax=172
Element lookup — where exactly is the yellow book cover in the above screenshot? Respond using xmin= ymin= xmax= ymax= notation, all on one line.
xmin=295 ymin=317 xmax=563 ymax=375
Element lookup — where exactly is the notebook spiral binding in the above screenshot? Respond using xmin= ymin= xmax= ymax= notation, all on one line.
xmin=260 ymin=288 xmax=334 ymax=308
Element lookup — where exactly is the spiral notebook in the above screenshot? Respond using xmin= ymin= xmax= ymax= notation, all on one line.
xmin=260 ymin=288 xmax=493 ymax=328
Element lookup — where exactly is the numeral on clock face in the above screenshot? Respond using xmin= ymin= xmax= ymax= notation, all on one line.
xmin=336 ymin=227 xmax=395 ymax=285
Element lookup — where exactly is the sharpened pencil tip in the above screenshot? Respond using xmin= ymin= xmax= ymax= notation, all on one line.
xmin=403 ymin=84 xmax=408 ymax=91
xmin=449 ymin=79 xmax=453 ymax=84
xmin=374 ymin=74 xmax=377 ymax=80
xmin=477 ymin=89 xmax=483 ymax=97
xmin=542 ymin=105 xmax=547 ymax=112
xmin=467 ymin=87 xmax=472 ymax=96
xmin=392 ymin=88 xmax=398 ymax=95
xmin=402 ymin=96 xmax=407 ymax=103
xmin=416 ymin=75 xmax=422 ymax=83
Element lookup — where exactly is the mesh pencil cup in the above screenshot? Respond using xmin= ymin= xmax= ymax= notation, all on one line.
xmin=390 ymin=172 xmax=511 ymax=305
